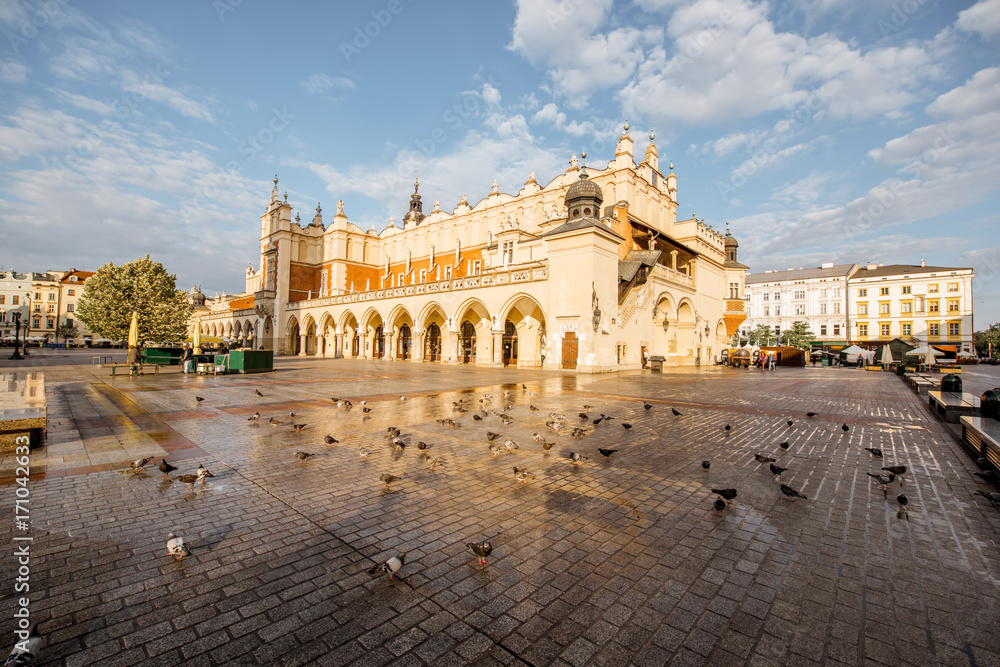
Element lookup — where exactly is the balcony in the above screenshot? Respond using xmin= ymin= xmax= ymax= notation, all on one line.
xmin=650 ymin=264 xmax=694 ymax=290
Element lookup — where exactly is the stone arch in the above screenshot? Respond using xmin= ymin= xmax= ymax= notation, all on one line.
xmin=418 ymin=302 xmax=447 ymax=362
xmin=675 ymin=299 xmax=697 ymax=361
xmin=285 ymin=315 xmax=301 ymax=355
xmin=386 ymin=305 xmax=413 ymax=360
xmin=317 ymin=312 xmax=337 ymax=357
xmin=499 ymin=293 xmax=546 ymax=368
xmin=340 ymin=310 xmax=360 ymax=358
xmin=360 ymin=307 xmax=385 ymax=359
xmin=652 ymin=293 xmax=677 ymax=358
xmin=454 ymin=297 xmax=491 ymax=365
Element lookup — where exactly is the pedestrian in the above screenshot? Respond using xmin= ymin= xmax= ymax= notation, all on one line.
xmin=642 ymin=349 xmax=649 ymax=368
xmin=769 ymin=355 xmax=776 ymax=371
xmin=181 ymin=344 xmax=194 ymax=374
xmin=127 ymin=344 xmax=140 ymax=376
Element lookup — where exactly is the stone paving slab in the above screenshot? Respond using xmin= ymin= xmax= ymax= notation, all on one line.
xmin=1 ymin=351 xmax=1000 ymax=666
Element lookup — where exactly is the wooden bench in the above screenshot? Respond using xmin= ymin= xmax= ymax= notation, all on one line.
xmin=929 ymin=391 xmax=981 ymax=423
xmin=108 ymin=364 xmax=161 ymax=377
xmin=961 ymin=416 xmax=1000 ymax=469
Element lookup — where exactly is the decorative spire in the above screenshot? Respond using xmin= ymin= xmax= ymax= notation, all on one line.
xmin=273 ymin=175 xmax=278 ymax=187
xmin=316 ymin=202 xmax=322 ymax=215
xmin=491 ymin=179 xmax=499 ymax=195
xmin=622 ymin=120 xmax=630 ymax=138
xmin=284 ymin=191 xmax=288 ymax=202
xmin=295 ymin=212 xmax=301 ymax=224
xmin=433 ymin=199 xmax=440 ymax=212
xmin=579 ymin=151 xmax=588 ymax=179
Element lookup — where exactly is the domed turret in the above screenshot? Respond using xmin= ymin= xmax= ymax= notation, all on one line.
xmin=189 ymin=285 xmax=206 ymax=306
xmin=565 ymin=152 xmax=603 ymax=221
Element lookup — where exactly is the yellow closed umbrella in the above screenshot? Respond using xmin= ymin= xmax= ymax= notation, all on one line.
xmin=194 ymin=316 xmax=202 ymax=355
xmin=127 ymin=311 xmax=139 ymax=348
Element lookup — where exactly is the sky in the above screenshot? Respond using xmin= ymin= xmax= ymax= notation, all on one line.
xmin=0 ymin=0 xmax=998 ymax=326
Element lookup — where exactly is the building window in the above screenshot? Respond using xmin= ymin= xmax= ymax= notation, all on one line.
xmin=947 ymin=299 xmax=959 ymax=312
xmin=833 ymin=302 xmax=841 ymax=314
xmin=66 ymin=304 xmax=74 ymax=312
xmin=833 ymin=324 xmax=841 ymax=336
xmin=65 ymin=318 xmax=73 ymax=327
xmin=67 ymin=289 xmax=75 ymax=296
xmin=794 ymin=290 xmax=805 ymax=299
xmin=502 ymin=241 xmax=514 ymax=265
xmin=902 ymin=285 xmax=911 ymax=294
xmin=47 ymin=304 xmax=55 ymax=313
xmin=795 ymin=304 xmax=805 ymax=315
xmin=34 ymin=292 xmax=40 ymax=300
xmin=763 ymin=293 xmax=769 ymax=301
xmin=902 ymin=323 xmax=911 ymax=336
xmin=901 ymin=302 xmax=912 ymax=314
xmin=879 ymin=287 xmax=889 ymax=296
xmin=46 ymin=319 xmax=54 ymax=329
xmin=879 ymin=303 xmax=890 ymax=315
xmin=928 ymin=300 xmax=939 ymax=313
xmin=833 ymin=288 xmax=841 ymax=297
xmin=858 ymin=288 xmax=867 ymax=297
xmin=319 ymin=269 xmax=328 ymax=297
xmin=419 ymin=269 xmax=427 ymax=283
xmin=774 ymin=306 xmax=780 ymax=316
xmin=444 ymin=266 xmax=452 ymax=280
xmin=472 ymin=260 xmax=482 ymax=275
xmin=880 ymin=324 xmax=890 ymax=337
xmin=763 ymin=306 xmax=769 ymax=317
xmin=949 ymin=322 xmax=960 ymax=336
xmin=929 ymin=323 xmax=940 ymax=337
xmin=820 ymin=325 xmax=827 ymax=336
xmin=34 ymin=305 xmax=40 ymax=313
xmin=820 ymin=303 xmax=827 ymax=315
xmin=11 ymin=296 xmax=17 ymax=306
xmin=48 ymin=293 xmax=56 ymax=300
xmin=773 ymin=292 xmax=780 ymax=301
xmin=0 ymin=295 xmax=4 ymax=305
xmin=858 ymin=304 xmax=867 ymax=315
xmin=948 ymin=283 xmax=959 ymax=292
xmin=858 ymin=324 xmax=868 ymax=337
xmin=398 ymin=273 xmax=405 ymax=286
xmin=915 ymin=296 xmax=925 ymax=312
xmin=928 ymin=284 xmax=938 ymax=293
xmin=819 ymin=289 xmax=827 ymax=298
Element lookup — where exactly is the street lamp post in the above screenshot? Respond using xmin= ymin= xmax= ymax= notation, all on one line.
xmin=8 ymin=312 xmax=22 ymax=360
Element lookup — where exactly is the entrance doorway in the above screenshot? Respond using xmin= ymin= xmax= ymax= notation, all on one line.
xmin=460 ymin=321 xmax=476 ymax=364
xmin=562 ymin=332 xmax=578 ymax=369
xmin=398 ymin=324 xmax=411 ymax=360
xmin=373 ymin=325 xmax=384 ymax=358
xmin=425 ymin=323 xmax=441 ymax=361
xmin=502 ymin=320 xmax=518 ymax=367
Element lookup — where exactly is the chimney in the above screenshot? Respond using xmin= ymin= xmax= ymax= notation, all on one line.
xmin=921 ymin=257 xmax=926 ymax=267
xmin=878 ymin=262 xmax=883 ymax=267
xmin=867 ymin=263 xmax=877 ymax=270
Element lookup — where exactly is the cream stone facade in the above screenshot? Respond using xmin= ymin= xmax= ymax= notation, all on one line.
xmin=189 ymin=125 xmax=748 ymax=370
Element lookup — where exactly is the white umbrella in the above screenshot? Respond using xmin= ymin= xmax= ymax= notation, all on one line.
xmin=877 ymin=345 xmax=896 ymax=365
xmin=904 ymin=345 xmax=943 ymax=357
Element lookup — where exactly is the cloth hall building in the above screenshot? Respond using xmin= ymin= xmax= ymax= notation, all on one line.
xmin=189 ymin=125 xmax=748 ymax=371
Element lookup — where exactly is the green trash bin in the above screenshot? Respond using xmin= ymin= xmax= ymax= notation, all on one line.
xmin=940 ymin=374 xmax=962 ymax=393
xmin=982 ymin=389 xmax=1000 ymax=420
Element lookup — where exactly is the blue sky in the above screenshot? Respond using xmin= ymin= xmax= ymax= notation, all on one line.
xmin=1 ymin=0 xmax=998 ymax=325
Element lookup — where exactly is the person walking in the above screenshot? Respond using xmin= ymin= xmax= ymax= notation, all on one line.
xmin=127 ymin=344 xmax=140 ymax=377
xmin=181 ymin=344 xmax=194 ymax=374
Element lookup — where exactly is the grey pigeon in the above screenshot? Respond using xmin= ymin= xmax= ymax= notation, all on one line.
xmin=714 ymin=498 xmax=727 ymax=516
xmin=867 ymin=472 xmax=895 ymax=489
xmin=379 ymin=473 xmax=400 ymax=488
xmin=4 ymin=624 xmax=41 ymax=666
xmin=294 ymin=451 xmax=313 ymax=461
xmin=769 ymin=463 xmax=788 ymax=480
xmin=166 ymin=533 xmax=190 ymax=560
xmin=468 ymin=541 xmax=492 ymax=566
xmin=569 ymin=452 xmax=587 ymax=464
xmin=158 ymin=459 xmax=177 ymax=478
xmin=780 ymin=484 xmax=808 ymax=501
xmin=368 ymin=553 xmax=405 ymax=579
xmin=975 ymin=490 xmax=1000 ymax=506
xmin=712 ymin=488 xmax=737 ymax=503
xmin=865 ymin=447 xmax=883 ymax=458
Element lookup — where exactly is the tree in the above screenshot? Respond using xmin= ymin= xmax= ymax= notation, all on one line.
xmin=55 ymin=322 xmax=79 ymax=345
xmin=76 ymin=255 xmax=193 ymax=344
xmin=748 ymin=324 xmax=774 ymax=347
xmin=780 ymin=321 xmax=815 ymax=350
xmin=974 ymin=323 xmax=1000 ymax=358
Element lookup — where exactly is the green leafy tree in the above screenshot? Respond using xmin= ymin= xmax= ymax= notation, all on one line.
xmin=55 ymin=322 xmax=79 ymax=345
xmin=76 ymin=255 xmax=193 ymax=344
xmin=748 ymin=324 xmax=774 ymax=347
xmin=974 ymin=323 xmax=1000 ymax=358
xmin=780 ymin=321 xmax=815 ymax=349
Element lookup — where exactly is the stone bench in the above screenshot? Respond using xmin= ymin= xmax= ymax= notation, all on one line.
xmin=0 ymin=371 xmax=46 ymax=452
xmin=961 ymin=416 xmax=1000 ymax=469
xmin=108 ymin=364 xmax=161 ymax=377
xmin=929 ymin=391 xmax=981 ymax=423
xmin=907 ymin=375 xmax=936 ymax=396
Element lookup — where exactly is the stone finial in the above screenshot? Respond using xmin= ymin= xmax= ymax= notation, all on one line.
xmin=336 ymin=199 xmax=345 ymax=215
xmin=491 ymin=179 xmax=499 ymax=195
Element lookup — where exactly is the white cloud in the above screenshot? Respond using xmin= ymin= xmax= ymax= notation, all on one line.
xmin=120 ymin=69 xmax=213 ymax=122
xmin=0 ymin=60 xmax=28 ymax=83
xmin=50 ymin=89 xmax=115 ymax=114
xmin=301 ymin=73 xmax=355 ymax=96
xmin=957 ymin=0 xmax=1000 ymax=39
xmin=771 ymin=172 xmax=832 ymax=203
xmin=531 ymin=102 xmax=595 ymax=136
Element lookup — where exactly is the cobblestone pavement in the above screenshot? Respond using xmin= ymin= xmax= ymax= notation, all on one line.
xmin=2 ymin=351 xmax=1000 ymax=666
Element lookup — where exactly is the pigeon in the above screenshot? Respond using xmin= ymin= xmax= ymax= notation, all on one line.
xmin=255 ymin=389 xmax=263 ymax=397
xmin=248 ymin=412 xmax=260 ymax=422
xmin=592 ymin=418 xmax=603 ymax=425
xmin=598 ymin=448 xmax=618 ymax=457
xmin=513 ymin=467 xmax=534 ymax=483
xmin=269 ymin=417 xmax=282 ymax=427
xmin=713 ymin=498 xmax=727 ymax=516
xmin=622 ymin=423 xmax=632 ymax=430
xmin=975 ymin=470 xmax=1000 ymax=486
xmin=896 ymin=494 xmax=908 ymax=512
xmin=882 ymin=465 xmax=907 ymax=477
xmin=291 ymin=423 xmax=307 ymax=432
xmin=532 ymin=432 xmax=544 ymax=442
xmin=5 ymin=623 xmax=41 ymax=665
xmin=473 ymin=414 xmax=483 ymax=421
xmin=711 ymin=488 xmax=738 ymax=503
xmin=324 ymin=435 xmax=338 ymax=445
xmin=867 ymin=472 xmax=895 ymax=490
xmin=600 ymin=414 xmax=614 ymax=422
xmin=427 ymin=457 xmax=443 ymax=470
xmin=842 ymin=423 xmax=849 ymax=432
xmin=359 ymin=447 xmax=371 ymax=460
xmin=503 ymin=439 xmax=518 ymax=452
xmin=583 ymin=405 xmax=592 ymax=410
xmin=569 ymin=452 xmax=587 ymax=464
xmin=522 ymin=383 xmax=527 ymax=389
xmin=196 ymin=465 xmax=214 ymax=482
xmin=393 ymin=438 xmax=405 ymax=452
xmin=769 ymin=463 xmax=788 ymax=480
xmin=579 ymin=413 xmax=589 ymax=420
xmin=702 ymin=460 xmax=711 ymax=471
xmin=786 ymin=420 xmax=793 ymax=427
xmin=754 ymin=453 xmax=776 ymax=468
xmin=362 ymin=407 xmax=372 ymax=414
xmin=780 ymin=484 xmax=808 ymax=501
xmin=643 ymin=402 xmax=652 ymax=411
xmin=387 ymin=427 xmax=400 ymax=436
xmin=379 ymin=473 xmax=400 ymax=488
xmin=975 ymin=490 xmax=1000 ymax=506
xmin=130 ymin=457 xmax=153 ymax=472
xmin=806 ymin=412 xmax=817 ymax=417
xmin=529 ymin=405 xmax=539 ymax=412
xmin=399 ymin=395 xmax=407 ymax=401
xmin=331 ymin=397 xmax=339 ymax=403
xmin=865 ymin=447 xmax=883 ymax=458
xmin=541 ymin=441 xmax=554 ymax=451
xmin=294 ymin=451 xmax=313 ymax=461
xmin=166 ymin=533 xmax=190 ymax=560
xmin=158 ymin=459 xmax=178 ymax=478
xmin=468 ymin=541 xmax=492 ymax=566
xmin=486 ymin=431 xmax=501 ymax=442
xmin=489 ymin=443 xmax=503 ymax=457
xmin=195 ymin=396 xmax=205 ymax=402
xmin=360 ymin=400 xmax=367 ymax=406
xmin=571 ymin=427 xmax=586 ymax=439
xmin=416 ymin=441 xmax=427 ymax=450
xmin=672 ymin=408 xmax=682 ymax=417
xmin=724 ymin=424 xmax=731 ymax=432
xmin=779 ymin=442 xmax=789 ymax=451
xmin=174 ymin=474 xmax=201 ymax=490
xmin=368 ymin=553 xmax=405 ymax=579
